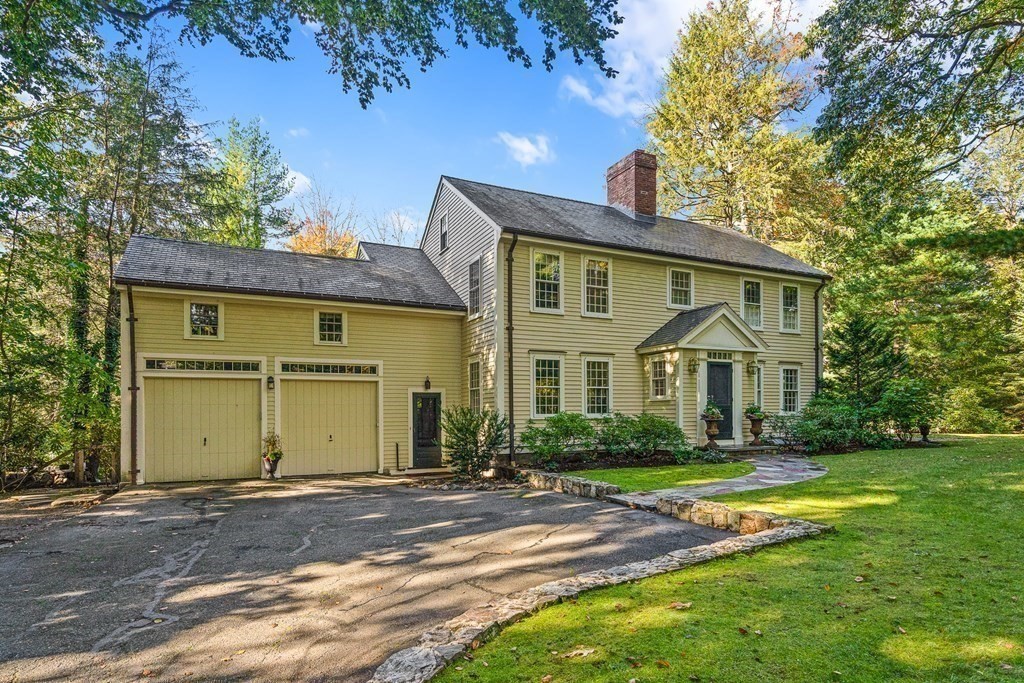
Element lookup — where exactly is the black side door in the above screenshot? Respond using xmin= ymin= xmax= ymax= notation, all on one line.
xmin=707 ymin=362 xmax=734 ymax=440
xmin=412 ymin=393 xmax=443 ymax=468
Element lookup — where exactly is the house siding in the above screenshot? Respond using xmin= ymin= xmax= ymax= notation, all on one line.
xmin=501 ymin=235 xmax=820 ymax=445
xmin=421 ymin=181 xmax=499 ymax=410
xmin=121 ymin=289 xmax=462 ymax=480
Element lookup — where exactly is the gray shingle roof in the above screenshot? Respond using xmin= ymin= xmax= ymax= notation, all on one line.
xmin=637 ymin=303 xmax=728 ymax=350
xmin=114 ymin=235 xmax=466 ymax=311
xmin=445 ymin=177 xmax=828 ymax=279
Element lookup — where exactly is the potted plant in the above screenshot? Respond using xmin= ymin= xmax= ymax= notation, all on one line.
xmin=701 ymin=400 xmax=724 ymax=450
xmin=744 ymin=403 xmax=766 ymax=446
xmin=262 ymin=433 xmax=284 ymax=478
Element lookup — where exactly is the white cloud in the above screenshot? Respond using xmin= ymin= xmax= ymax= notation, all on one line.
xmin=286 ymin=127 xmax=310 ymax=138
xmin=562 ymin=0 xmax=831 ymax=119
xmin=494 ymin=132 xmax=556 ymax=168
xmin=286 ymin=167 xmax=311 ymax=197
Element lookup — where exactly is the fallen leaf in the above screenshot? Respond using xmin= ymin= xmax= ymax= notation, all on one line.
xmin=824 ymin=584 xmax=831 ymax=591
xmin=142 ymin=670 xmax=155 ymax=678
xmin=669 ymin=602 xmax=693 ymax=610
xmin=887 ymin=596 xmax=897 ymax=601
xmin=656 ymin=660 xmax=671 ymax=668
xmin=854 ymin=576 xmax=865 ymax=583
xmin=541 ymin=676 xmax=552 ymax=683
xmin=738 ymin=627 xmax=749 ymax=635
xmin=561 ymin=648 xmax=595 ymax=659
xmin=614 ymin=603 xmax=625 ymax=611
xmin=754 ymin=630 xmax=763 ymax=636
xmin=235 ymin=650 xmax=245 ymax=655
xmin=897 ymin=626 xmax=907 ymax=634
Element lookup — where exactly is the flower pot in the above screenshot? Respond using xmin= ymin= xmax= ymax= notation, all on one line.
xmin=703 ymin=417 xmax=721 ymax=450
xmin=262 ymin=456 xmax=279 ymax=477
xmin=747 ymin=417 xmax=764 ymax=446
xmin=919 ymin=423 xmax=931 ymax=443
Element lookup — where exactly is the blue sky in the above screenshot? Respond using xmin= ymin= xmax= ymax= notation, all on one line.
xmin=150 ymin=0 xmax=829 ymax=243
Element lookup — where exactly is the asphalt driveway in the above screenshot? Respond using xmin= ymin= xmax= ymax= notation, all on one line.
xmin=0 ymin=478 xmax=732 ymax=682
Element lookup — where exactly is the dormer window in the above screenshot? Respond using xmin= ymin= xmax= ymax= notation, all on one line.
xmin=439 ymin=213 xmax=449 ymax=252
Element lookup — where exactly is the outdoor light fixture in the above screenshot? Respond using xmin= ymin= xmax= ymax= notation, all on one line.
xmin=424 ymin=376 xmax=431 ymax=390
xmin=747 ymin=360 xmax=758 ymax=376
xmin=688 ymin=358 xmax=700 ymax=374
xmin=267 ymin=375 xmax=275 ymax=390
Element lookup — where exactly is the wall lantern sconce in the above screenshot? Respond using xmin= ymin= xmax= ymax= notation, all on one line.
xmin=687 ymin=358 xmax=700 ymax=374
xmin=267 ymin=375 xmax=275 ymax=390
xmin=746 ymin=360 xmax=759 ymax=376
xmin=424 ymin=376 xmax=431 ymax=390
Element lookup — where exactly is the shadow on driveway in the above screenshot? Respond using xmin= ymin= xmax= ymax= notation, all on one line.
xmin=0 ymin=478 xmax=732 ymax=682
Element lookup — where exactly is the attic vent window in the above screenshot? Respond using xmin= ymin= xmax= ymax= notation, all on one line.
xmin=707 ymin=351 xmax=733 ymax=360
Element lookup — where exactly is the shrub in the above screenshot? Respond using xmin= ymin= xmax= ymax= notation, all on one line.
xmin=439 ymin=407 xmax=509 ymax=479
xmin=872 ymin=378 xmax=940 ymax=442
xmin=596 ymin=413 xmax=635 ymax=457
xmin=700 ymin=449 xmax=727 ymax=463
xmin=632 ymin=413 xmax=694 ymax=463
xmin=520 ymin=412 xmax=596 ymax=467
xmin=765 ymin=411 xmax=802 ymax=450
xmin=936 ymin=386 xmax=1013 ymax=434
xmin=793 ymin=394 xmax=889 ymax=453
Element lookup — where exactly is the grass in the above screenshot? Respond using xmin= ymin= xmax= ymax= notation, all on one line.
xmin=571 ymin=461 xmax=754 ymax=493
xmin=437 ymin=435 xmax=1024 ymax=682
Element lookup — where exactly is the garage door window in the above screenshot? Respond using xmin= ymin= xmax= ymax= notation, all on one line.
xmin=145 ymin=359 xmax=260 ymax=372
xmin=187 ymin=301 xmax=222 ymax=339
xmin=280 ymin=362 xmax=378 ymax=375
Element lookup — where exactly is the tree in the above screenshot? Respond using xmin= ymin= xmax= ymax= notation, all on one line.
xmin=366 ymin=210 xmax=420 ymax=247
xmin=812 ymin=0 xmax=1024 ymax=176
xmin=647 ymin=0 xmax=832 ymax=241
xmin=205 ymin=117 xmax=293 ymax=248
xmin=823 ymin=312 xmax=908 ymax=408
xmin=963 ymin=127 xmax=1024 ymax=225
xmin=2 ymin=0 xmax=622 ymax=108
xmin=285 ymin=181 xmax=359 ymax=257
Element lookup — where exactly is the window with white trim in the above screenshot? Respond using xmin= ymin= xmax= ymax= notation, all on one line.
xmin=781 ymin=366 xmax=800 ymax=413
xmin=468 ymin=258 xmax=481 ymax=316
xmin=583 ymin=256 xmax=610 ymax=316
xmin=742 ymin=280 xmax=763 ymax=329
xmin=754 ymin=363 xmax=764 ymax=407
xmin=532 ymin=251 xmax=562 ymax=312
xmin=583 ymin=358 xmax=611 ymax=417
xmin=468 ymin=360 xmax=481 ymax=412
xmin=781 ymin=284 xmax=800 ymax=332
xmin=532 ymin=355 xmax=562 ymax=417
xmin=668 ymin=268 xmax=693 ymax=308
xmin=317 ymin=311 xmax=345 ymax=344
xmin=280 ymin=362 xmax=378 ymax=375
xmin=439 ymin=213 xmax=449 ymax=252
xmin=188 ymin=301 xmax=220 ymax=338
xmin=145 ymin=359 xmax=260 ymax=372
xmin=650 ymin=357 xmax=668 ymax=399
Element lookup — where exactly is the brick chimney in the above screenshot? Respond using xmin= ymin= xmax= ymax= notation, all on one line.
xmin=606 ymin=150 xmax=657 ymax=217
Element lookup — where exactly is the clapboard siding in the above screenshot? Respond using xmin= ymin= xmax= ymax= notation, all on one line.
xmin=124 ymin=290 xmax=462 ymax=477
xmin=422 ymin=181 xmax=498 ymax=409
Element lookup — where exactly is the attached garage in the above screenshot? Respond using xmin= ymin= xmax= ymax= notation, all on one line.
xmin=143 ymin=375 xmax=262 ymax=482
xmin=277 ymin=365 xmax=380 ymax=476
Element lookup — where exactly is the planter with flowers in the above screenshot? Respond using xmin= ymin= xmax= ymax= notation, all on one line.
xmin=701 ymin=400 xmax=724 ymax=450
xmin=262 ymin=433 xmax=284 ymax=478
xmin=744 ymin=403 xmax=766 ymax=446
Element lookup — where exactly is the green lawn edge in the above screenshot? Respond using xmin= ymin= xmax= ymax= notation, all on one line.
xmin=567 ymin=461 xmax=755 ymax=493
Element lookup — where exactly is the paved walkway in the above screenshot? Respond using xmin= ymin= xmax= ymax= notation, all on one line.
xmin=607 ymin=454 xmax=829 ymax=509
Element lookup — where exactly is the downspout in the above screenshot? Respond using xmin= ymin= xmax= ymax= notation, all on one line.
xmin=505 ymin=233 xmax=519 ymax=468
xmin=813 ymin=279 xmax=827 ymax=394
xmin=126 ymin=285 xmax=139 ymax=485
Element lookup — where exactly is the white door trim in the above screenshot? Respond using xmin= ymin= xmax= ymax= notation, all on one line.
xmin=407 ymin=388 xmax=448 ymax=471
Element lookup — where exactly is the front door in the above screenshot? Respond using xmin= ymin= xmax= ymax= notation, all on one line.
xmin=412 ymin=393 xmax=442 ymax=468
xmin=707 ymin=362 xmax=734 ymax=440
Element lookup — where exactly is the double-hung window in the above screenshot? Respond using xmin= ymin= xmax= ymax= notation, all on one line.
xmin=742 ymin=280 xmax=763 ymax=329
xmin=583 ymin=357 xmax=611 ymax=417
xmin=532 ymin=250 xmax=562 ymax=313
xmin=650 ymin=357 xmax=668 ymax=399
xmin=532 ymin=355 xmax=562 ymax=417
xmin=439 ymin=213 xmax=449 ymax=252
xmin=468 ymin=360 xmax=481 ymax=412
xmin=668 ymin=268 xmax=694 ymax=308
xmin=315 ymin=310 xmax=345 ymax=345
xmin=582 ymin=256 xmax=611 ymax=317
xmin=468 ymin=258 xmax=481 ymax=317
xmin=781 ymin=366 xmax=801 ymax=413
xmin=186 ymin=301 xmax=222 ymax=339
xmin=781 ymin=284 xmax=800 ymax=332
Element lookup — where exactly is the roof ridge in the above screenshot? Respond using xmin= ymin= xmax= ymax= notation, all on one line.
xmin=131 ymin=234 xmax=376 ymax=264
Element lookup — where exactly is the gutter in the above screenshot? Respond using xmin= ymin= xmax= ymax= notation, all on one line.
xmin=126 ymin=285 xmax=139 ymax=485
xmin=505 ymin=234 xmax=518 ymax=469
xmin=814 ymin=279 xmax=827 ymax=393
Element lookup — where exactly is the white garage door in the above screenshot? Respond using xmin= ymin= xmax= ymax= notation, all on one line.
xmin=279 ymin=379 xmax=379 ymax=475
xmin=144 ymin=377 xmax=262 ymax=482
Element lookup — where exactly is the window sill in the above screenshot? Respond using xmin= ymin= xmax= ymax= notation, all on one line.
xmin=667 ymin=303 xmax=694 ymax=311
xmin=779 ymin=329 xmax=801 ymax=335
xmin=530 ymin=308 xmax=564 ymax=316
xmin=581 ymin=312 xmax=612 ymax=319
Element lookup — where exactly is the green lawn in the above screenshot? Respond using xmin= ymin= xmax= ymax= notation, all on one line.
xmin=572 ymin=461 xmax=754 ymax=492
xmin=438 ymin=435 xmax=1024 ymax=682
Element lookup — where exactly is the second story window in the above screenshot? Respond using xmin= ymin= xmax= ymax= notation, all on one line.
xmin=468 ymin=258 xmax=481 ymax=316
xmin=650 ymin=357 xmax=668 ymax=399
xmin=742 ymin=279 xmax=763 ymax=329
xmin=187 ymin=301 xmax=221 ymax=339
xmin=781 ymin=284 xmax=800 ymax=332
xmin=668 ymin=268 xmax=693 ymax=308
xmin=468 ymin=360 xmax=481 ymax=412
xmin=439 ymin=213 xmax=449 ymax=252
xmin=532 ymin=250 xmax=562 ymax=313
xmin=316 ymin=310 xmax=346 ymax=345
xmin=583 ymin=256 xmax=610 ymax=317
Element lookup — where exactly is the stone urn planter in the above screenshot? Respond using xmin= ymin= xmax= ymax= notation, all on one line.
xmin=262 ymin=456 xmax=280 ymax=477
xmin=919 ymin=423 xmax=931 ymax=443
xmin=747 ymin=417 xmax=765 ymax=446
xmin=702 ymin=416 xmax=722 ymax=450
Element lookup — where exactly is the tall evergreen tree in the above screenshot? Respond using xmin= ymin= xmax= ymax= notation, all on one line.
xmin=823 ymin=313 xmax=907 ymax=408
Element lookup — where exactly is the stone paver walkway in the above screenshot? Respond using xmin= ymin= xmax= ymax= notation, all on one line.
xmin=607 ymin=454 xmax=829 ymax=510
